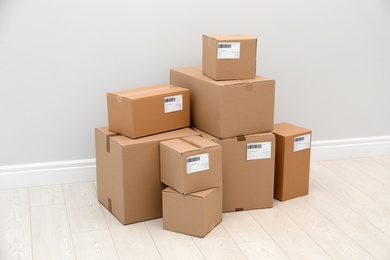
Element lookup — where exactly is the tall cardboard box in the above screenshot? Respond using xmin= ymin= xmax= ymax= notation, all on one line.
xmin=195 ymin=128 xmax=275 ymax=212
xmin=170 ymin=67 xmax=275 ymax=138
xmin=202 ymin=34 xmax=257 ymax=80
xmin=272 ymin=122 xmax=312 ymax=201
xmin=95 ymin=127 xmax=199 ymax=224
xmin=163 ymin=186 xmax=222 ymax=237
xmin=160 ymin=136 xmax=222 ymax=194
xmin=107 ymin=84 xmax=190 ymax=138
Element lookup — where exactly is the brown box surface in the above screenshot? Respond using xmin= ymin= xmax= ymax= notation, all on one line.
xmin=170 ymin=67 xmax=275 ymax=139
xmin=202 ymin=34 xmax=257 ymax=80
xmin=163 ymin=186 xmax=222 ymax=237
xmin=95 ymin=127 xmax=200 ymax=224
xmin=160 ymin=135 xmax=222 ymax=194
xmin=195 ymin=128 xmax=275 ymax=212
xmin=107 ymin=84 xmax=190 ymax=138
xmin=272 ymin=122 xmax=312 ymax=201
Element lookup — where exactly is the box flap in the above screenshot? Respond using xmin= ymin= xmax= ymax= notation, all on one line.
xmin=111 ymin=84 xmax=187 ymax=100
xmin=181 ymin=135 xmax=220 ymax=149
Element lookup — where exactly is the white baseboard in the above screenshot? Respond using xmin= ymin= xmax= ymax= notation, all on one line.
xmin=0 ymin=159 xmax=96 ymax=190
xmin=1 ymin=136 xmax=389 ymax=189
xmin=311 ymin=135 xmax=390 ymax=161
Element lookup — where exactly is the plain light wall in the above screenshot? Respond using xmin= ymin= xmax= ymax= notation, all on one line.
xmin=1 ymin=0 xmax=389 ymax=166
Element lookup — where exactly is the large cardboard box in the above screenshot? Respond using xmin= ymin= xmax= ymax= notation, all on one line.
xmin=160 ymin=135 xmax=222 ymax=194
xmin=195 ymin=128 xmax=275 ymax=212
xmin=163 ymin=186 xmax=222 ymax=237
xmin=95 ymin=127 xmax=199 ymax=224
xmin=202 ymin=34 xmax=257 ymax=80
xmin=272 ymin=122 xmax=312 ymax=201
xmin=170 ymin=67 xmax=275 ymax=139
xmin=107 ymin=84 xmax=190 ymax=138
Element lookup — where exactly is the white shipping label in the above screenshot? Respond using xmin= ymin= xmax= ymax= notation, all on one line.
xmin=217 ymin=42 xmax=240 ymax=59
xmin=164 ymin=94 xmax=183 ymax=113
xmin=186 ymin=153 xmax=209 ymax=174
xmin=294 ymin=134 xmax=311 ymax=152
xmin=247 ymin=142 xmax=272 ymax=160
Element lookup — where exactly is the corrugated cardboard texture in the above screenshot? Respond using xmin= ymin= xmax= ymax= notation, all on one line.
xmin=160 ymin=135 xmax=222 ymax=194
xmin=107 ymin=84 xmax=190 ymax=138
xmin=272 ymin=122 xmax=312 ymax=201
xmin=95 ymin=127 xmax=200 ymax=224
xmin=162 ymin=186 xmax=222 ymax=237
xmin=194 ymin=128 xmax=275 ymax=212
xmin=170 ymin=67 xmax=275 ymax=139
xmin=202 ymin=34 xmax=257 ymax=80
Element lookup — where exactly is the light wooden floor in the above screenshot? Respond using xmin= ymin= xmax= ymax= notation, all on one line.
xmin=1 ymin=156 xmax=390 ymax=260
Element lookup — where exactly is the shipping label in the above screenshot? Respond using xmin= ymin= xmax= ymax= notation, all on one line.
xmin=247 ymin=142 xmax=272 ymax=160
xmin=217 ymin=42 xmax=240 ymax=59
xmin=186 ymin=153 xmax=209 ymax=174
xmin=164 ymin=94 xmax=183 ymax=113
xmin=294 ymin=134 xmax=311 ymax=152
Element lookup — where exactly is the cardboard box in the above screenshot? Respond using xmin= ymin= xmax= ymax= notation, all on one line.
xmin=272 ymin=122 xmax=312 ymax=201
xmin=202 ymin=34 xmax=257 ymax=80
xmin=107 ymin=84 xmax=190 ymax=138
xmin=95 ymin=127 xmax=200 ymax=224
xmin=160 ymin=135 xmax=222 ymax=194
xmin=170 ymin=67 xmax=275 ymax=139
xmin=195 ymin=128 xmax=275 ymax=212
xmin=163 ymin=186 xmax=222 ymax=237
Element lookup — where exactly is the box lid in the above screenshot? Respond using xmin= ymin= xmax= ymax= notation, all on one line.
xmin=109 ymin=84 xmax=186 ymax=100
xmin=273 ymin=122 xmax=311 ymax=137
xmin=171 ymin=67 xmax=272 ymax=87
xmin=204 ymin=34 xmax=257 ymax=41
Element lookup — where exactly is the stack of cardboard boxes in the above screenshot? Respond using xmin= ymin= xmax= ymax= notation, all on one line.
xmin=95 ymin=34 xmax=312 ymax=238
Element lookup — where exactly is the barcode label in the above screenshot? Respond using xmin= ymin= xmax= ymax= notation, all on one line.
xmin=187 ymin=154 xmax=209 ymax=174
xmin=218 ymin=43 xmax=232 ymax=49
xmin=248 ymin=144 xmax=262 ymax=149
xmin=164 ymin=97 xmax=176 ymax=103
xmin=164 ymin=94 xmax=183 ymax=113
xmin=247 ymin=142 xmax=271 ymax=160
xmin=217 ymin=42 xmax=240 ymax=59
xmin=294 ymin=134 xmax=311 ymax=152
xmin=187 ymin=156 xmax=200 ymax=163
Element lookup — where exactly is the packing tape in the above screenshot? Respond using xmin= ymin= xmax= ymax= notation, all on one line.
xmin=108 ymin=198 xmax=112 ymax=213
xmin=237 ymin=136 xmax=246 ymax=142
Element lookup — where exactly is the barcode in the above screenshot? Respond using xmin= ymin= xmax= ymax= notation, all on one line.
xmin=248 ymin=144 xmax=262 ymax=149
xmin=218 ymin=43 xmax=232 ymax=49
xmin=164 ymin=97 xmax=176 ymax=103
xmin=187 ymin=156 xmax=200 ymax=163
xmin=295 ymin=137 xmax=305 ymax=142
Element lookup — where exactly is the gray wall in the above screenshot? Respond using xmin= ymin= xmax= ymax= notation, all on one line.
xmin=1 ymin=0 xmax=389 ymax=166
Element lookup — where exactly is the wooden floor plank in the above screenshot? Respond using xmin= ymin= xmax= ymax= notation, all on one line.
xmin=145 ymin=218 xmax=203 ymax=259
xmin=311 ymin=162 xmax=390 ymax=236
xmin=102 ymin=206 xmax=162 ymax=260
xmin=238 ymin=240 xmax=290 ymax=260
xmin=249 ymin=205 xmax=331 ymax=260
xmin=221 ymin=211 xmax=270 ymax=244
xmin=0 ymin=188 xmax=32 ymax=260
xmin=62 ymin=182 xmax=108 ymax=233
xmin=338 ymin=221 xmax=390 ymax=260
xmin=72 ymin=230 xmax=119 ymax=260
xmin=275 ymin=198 xmax=373 ymax=259
xmin=30 ymin=204 xmax=75 ymax=260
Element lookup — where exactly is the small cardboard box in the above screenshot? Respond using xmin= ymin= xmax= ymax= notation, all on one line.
xmin=202 ymin=34 xmax=257 ymax=80
xmin=170 ymin=67 xmax=275 ymax=139
xmin=272 ymin=122 xmax=312 ymax=201
xmin=160 ymin=135 xmax=222 ymax=194
xmin=95 ymin=127 xmax=200 ymax=224
xmin=163 ymin=186 xmax=222 ymax=238
xmin=107 ymin=84 xmax=190 ymax=138
xmin=195 ymin=128 xmax=275 ymax=212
